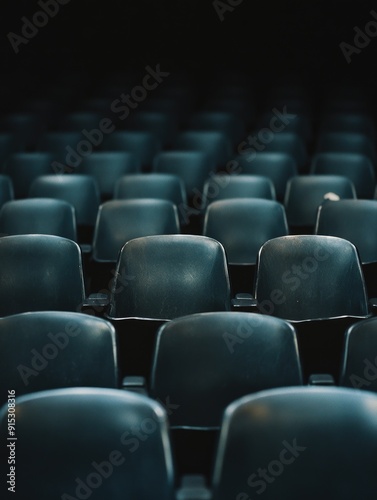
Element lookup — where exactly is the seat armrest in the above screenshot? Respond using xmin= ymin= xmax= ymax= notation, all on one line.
xmin=122 ymin=376 xmax=148 ymax=395
xmin=176 ymin=475 xmax=212 ymax=500
xmin=80 ymin=243 xmax=92 ymax=254
xmin=81 ymin=293 xmax=110 ymax=313
xmin=308 ymin=374 xmax=335 ymax=386
xmin=231 ymin=293 xmax=259 ymax=311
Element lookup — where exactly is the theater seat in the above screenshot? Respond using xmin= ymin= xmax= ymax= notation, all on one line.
xmin=0 ymin=235 xmax=85 ymax=316
xmin=90 ymin=199 xmax=180 ymax=293
xmin=0 ymin=388 xmax=175 ymax=499
xmin=253 ymin=235 xmax=370 ymax=379
xmin=3 ymin=153 xmax=54 ymax=198
xmin=150 ymin=312 xmax=302 ymax=475
xmin=0 ymin=311 xmax=119 ymax=406
xmin=340 ymin=317 xmax=377 ymax=392
xmin=0 ymin=198 xmax=77 ymax=240
xmin=203 ymin=199 xmax=288 ymax=292
xmin=211 ymin=387 xmax=377 ymax=500
xmin=0 ymin=175 xmax=13 ymax=209
xmin=103 ymin=235 xmax=231 ymax=379
xmin=284 ymin=175 xmax=356 ymax=233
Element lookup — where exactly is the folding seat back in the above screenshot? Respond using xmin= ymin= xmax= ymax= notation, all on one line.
xmin=202 ymin=175 xmax=275 ymax=209
xmin=284 ymin=175 xmax=356 ymax=230
xmin=37 ymin=132 xmax=84 ymax=164
xmin=0 ymin=312 xmax=118 ymax=405
xmin=124 ymin=111 xmax=177 ymax=147
xmin=58 ymin=112 xmax=104 ymax=131
xmin=0 ymin=235 xmax=85 ymax=316
xmin=316 ymin=132 xmax=376 ymax=165
xmin=174 ymin=131 xmax=232 ymax=169
xmin=108 ymin=235 xmax=231 ymax=320
xmin=0 ymin=175 xmax=13 ymax=209
xmin=153 ymin=151 xmax=211 ymax=199
xmin=0 ymin=133 xmax=15 ymax=163
xmin=29 ymin=174 xmax=100 ymax=227
xmin=320 ymin=112 xmax=375 ymax=139
xmin=100 ymin=131 xmax=161 ymax=170
xmin=114 ymin=174 xmax=187 ymax=216
xmin=0 ymin=199 xmax=77 ymax=240
xmin=4 ymin=153 xmax=54 ymax=198
xmin=255 ymin=235 xmax=368 ymax=321
xmin=204 ymin=98 xmax=255 ymax=125
xmin=0 ymin=113 xmax=45 ymax=150
xmin=340 ymin=317 xmax=377 ymax=392
xmin=150 ymin=312 xmax=302 ymax=429
xmin=78 ymin=152 xmax=140 ymax=200
xmin=315 ymin=200 xmax=377 ymax=264
xmin=233 ymin=152 xmax=297 ymax=201
xmin=187 ymin=112 xmax=244 ymax=145
xmin=212 ymin=387 xmax=377 ymax=500
xmin=0 ymin=388 xmax=175 ymax=500
xmin=93 ymin=199 xmax=180 ymax=262
xmin=251 ymin=132 xmax=308 ymax=171
xmin=311 ymin=153 xmax=375 ymax=198
xmin=203 ymin=198 xmax=288 ymax=292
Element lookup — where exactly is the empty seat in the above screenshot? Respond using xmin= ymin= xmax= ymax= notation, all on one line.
xmin=150 ymin=312 xmax=302 ymax=475
xmin=29 ymin=175 xmax=100 ymax=241
xmin=101 ymin=131 xmax=160 ymax=170
xmin=201 ymin=175 xmax=275 ymax=210
xmin=0 ymin=311 xmax=118 ymax=406
xmin=0 ymin=133 xmax=15 ymax=164
xmin=3 ymin=153 xmax=54 ymax=198
xmin=0 ymin=174 xmax=13 ymax=209
xmin=315 ymin=200 xmax=377 ymax=295
xmin=311 ymin=153 xmax=375 ymax=199
xmin=284 ymin=175 xmax=356 ymax=232
xmin=203 ymin=199 xmax=288 ymax=292
xmin=233 ymin=152 xmax=297 ymax=201
xmin=105 ymin=235 xmax=231 ymax=378
xmin=211 ymin=387 xmax=377 ymax=500
xmin=204 ymin=98 xmax=256 ymax=125
xmin=124 ymin=111 xmax=177 ymax=147
xmin=0 ymin=113 xmax=45 ymax=150
xmin=0 ymin=388 xmax=175 ymax=499
xmin=241 ymin=132 xmax=307 ymax=172
xmin=0 ymin=234 xmax=85 ymax=316
xmin=174 ymin=131 xmax=232 ymax=170
xmin=254 ymin=235 xmax=369 ymax=379
xmin=37 ymin=132 xmax=84 ymax=165
xmin=114 ymin=174 xmax=187 ymax=223
xmin=0 ymin=199 xmax=77 ymax=240
xmin=153 ymin=151 xmax=210 ymax=200
xmin=316 ymin=132 xmax=376 ymax=166
xmin=340 ymin=317 xmax=377 ymax=392
xmin=90 ymin=199 xmax=180 ymax=293
xmin=320 ymin=112 xmax=375 ymax=140
xmin=78 ymin=152 xmax=140 ymax=200
xmin=57 ymin=112 xmax=104 ymax=131
xmin=186 ymin=112 xmax=244 ymax=146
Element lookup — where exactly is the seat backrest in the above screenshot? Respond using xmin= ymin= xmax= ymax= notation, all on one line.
xmin=284 ymin=175 xmax=356 ymax=227
xmin=100 ymin=131 xmax=161 ymax=168
xmin=202 ymin=175 xmax=275 ymax=209
xmin=0 ymin=234 xmax=85 ymax=316
xmin=153 ymin=151 xmax=210 ymax=198
xmin=315 ymin=200 xmax=377 ymax=264
xmin=317 ymin=132 xmax=376 ymax=165
xmin=174 ymin=131 xmax=232 ymax=169
xmin=0 ymin=198 xmax=77 ymax=240
xmin=93 ymin=199 xmax=180 ymax=262
xmin=340 ymin=317 xmax=377 ymax=392
xmin=235 ymin=152 xmax=297 ymax=201
xmin=78 ymin=152 xmax=140 ymax=198
xmin=150 ymin=312 xmax=302 ymax=428
xmin=311 ymin=152 xmax=375 ymax=199
xmin=0 ymin=174 xmax=13 ymax=209
xmin=114 ymin=173 xmax=187 ymax=208
xmin=0 ymin=311 xmax=118 ymax=404
xmin=254 ymin=235 xmax=368 ymax=321
xmin=203 ymin=199 xmax=288 ymax=264
xmin=29 ymin=175 xmax=100 ymax=226
xmin=212 ymin=387 xmax=377 ymax=500
xmin=4 ymin=153 xmax=54 ymax=198
xmin=0 ymin=388 xmax=175 ymax=499
xmin=108 ymin=235 xmax=231 ymax=319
